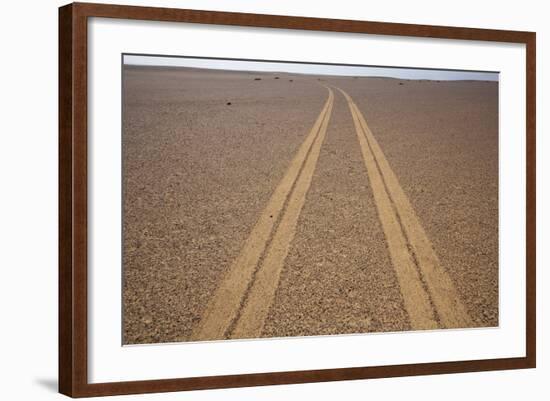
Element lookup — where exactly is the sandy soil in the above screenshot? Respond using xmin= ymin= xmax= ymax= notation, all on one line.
xmin=123 ymin=66 xmax=499 ymax=344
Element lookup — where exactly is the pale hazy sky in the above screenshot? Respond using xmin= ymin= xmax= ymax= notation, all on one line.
xmin=124 ymin=54 xmax=499 ymax=81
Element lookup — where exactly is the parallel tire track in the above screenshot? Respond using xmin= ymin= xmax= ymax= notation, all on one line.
xmin=336 ymin=87 xmax=472 ymax=330
xmin=190 ymin=88 xmax=334 ymax=341
xmin=232 ymin=88 xmax=334 ymax=338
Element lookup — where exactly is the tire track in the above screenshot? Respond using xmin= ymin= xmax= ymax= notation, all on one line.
xmin=190 ymin=88 xmax=334 ymax=341
xmin=336 ymin=86 xmax=472 ymax=330
xmin=231 ymin=88 xmax=334 ymax=338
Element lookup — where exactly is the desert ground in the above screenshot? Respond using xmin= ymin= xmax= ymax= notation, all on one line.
xmin=122 ymin=65 xmax=498 ymax=344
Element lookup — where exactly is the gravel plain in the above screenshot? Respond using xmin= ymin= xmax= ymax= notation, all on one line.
xmin=123 ymin=66 xmax=499 ymax=344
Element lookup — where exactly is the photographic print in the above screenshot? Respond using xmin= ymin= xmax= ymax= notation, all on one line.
xmin=122 ymin=55 xmax=499 ymax=345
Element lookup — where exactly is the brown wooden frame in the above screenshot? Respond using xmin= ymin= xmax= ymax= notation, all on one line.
xmin=59 ymin=2 xmax=536 ymax=397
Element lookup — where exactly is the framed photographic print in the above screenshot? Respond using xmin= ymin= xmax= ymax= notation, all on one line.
xmin=59 ymin=2 xmax=536 ymax=397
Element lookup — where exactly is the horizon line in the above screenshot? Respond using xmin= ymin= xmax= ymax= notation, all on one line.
xmin=123 ymin=54 xmax=499 ymax=82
